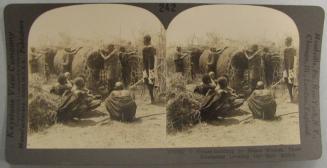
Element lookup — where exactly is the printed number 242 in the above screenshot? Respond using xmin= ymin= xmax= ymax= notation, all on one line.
xmin=159 ymin=3 xmax=176 ymax=12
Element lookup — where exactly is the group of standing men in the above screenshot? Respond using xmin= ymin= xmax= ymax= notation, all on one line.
xmin=176 ymin=37 xmax=297 ymax=121
xmin=31 ymin=35 xmax=158 ymax=122
xmin=85 ymin=35 xmax=157 ymax=104
xmin=243 ymin=37 xmax=297 ymax=102
xmin=174 ymin=37 xmax=297 ymax=102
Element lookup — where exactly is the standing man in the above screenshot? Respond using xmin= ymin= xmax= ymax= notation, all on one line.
xmin=262 ymin=47 xmax=275 ymax=87
xmin=29 ymin=47 xmax=42 ymax=81
xmin=100 ymin=44 xmax=121 ymax=94
xmin=43 ymin=49 xmax=51 ymax=82
xmin=62 ymin=47 xmax=82 ymax=73
xmin=244 ymin=44 xmax=262 ymax=91
xmin=119 ymin=46 xmax=134 ymax=87
xmin=142 ymin=35 xmax=157 ymax=104
xmin=207 ymin=46 xmax=227 ymax=73
xmin=283 ymin=37 xmax=296 ymax=102
xmin=174 ymin=46 xmax=187 ymax=75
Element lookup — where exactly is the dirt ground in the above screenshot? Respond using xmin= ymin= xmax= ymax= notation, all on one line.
xmin=27 ymin=79 xmax=300 ymax=149
xmin=166 ymin=94 xmax=300 ymax=147
xmin=27 ymin=92 xmax=167 ymax=148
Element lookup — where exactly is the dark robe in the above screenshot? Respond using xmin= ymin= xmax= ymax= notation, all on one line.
xmin=263 ymin=52 xmax=274 ymax=86
xmin=119 ymin=52 xmax=133 ymax=87
xmin=247 ymin=51 xmax=262 ymax=90
xmin=105 ymin=90 xmax=137 ymax=122
xmin=199 ymin=89 xmax=230 ymax=121
xmin=284 ymin=47 xmax=296 ymax=74
xmin=142 ymin=45 xmax=156 ymax=74
xmin=194 ymin=84 xmax=215 ymax=96
xmin=86 ymin=50 xmax=103 ymax=90
xmin=174 ymin=51 xmax=184 ymax=73
xmin=29 ymin=58 xmax=39 ymax=74
xmin=142 ymin=45 xmax=156 ymax=103
xmin=57 ymin=89 xmax=101 ymax=122
xmin=247 ymin=89 xmax=277 ymax=120
xmin=200 ymin=88 xmax=244 ymax=121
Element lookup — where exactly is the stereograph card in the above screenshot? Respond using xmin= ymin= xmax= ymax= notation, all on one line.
xmin=2 ymin=1 xmax=325 ymax=165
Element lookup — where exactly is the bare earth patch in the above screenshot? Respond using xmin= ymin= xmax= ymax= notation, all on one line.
xmin=27 ymin=85 xmax=299 ymax=148
xmin=27 ymin=94 xmax=167 ymax=149
xmin=166 ymin=94 xmax=300 ymax=147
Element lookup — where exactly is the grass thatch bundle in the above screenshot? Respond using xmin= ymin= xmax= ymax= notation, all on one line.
xmin=166 ymin=74 xmax=204 ymax=133
xmin=166 ymin=91 xmax=203 ymax=133
xmin=28 ymin=84 xmax=59 ymax=133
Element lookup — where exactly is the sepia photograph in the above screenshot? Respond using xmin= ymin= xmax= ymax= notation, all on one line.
xmin=27 ymin=4 xmax=167 ymax=148
xmin=165 ymin=5 xmax=300 ymax=147
xmin=27 ymin=4 xmax=301 ymax=149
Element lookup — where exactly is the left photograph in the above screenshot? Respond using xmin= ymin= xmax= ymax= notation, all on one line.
xmin=27 ymin=4 xmax=167 ymax=148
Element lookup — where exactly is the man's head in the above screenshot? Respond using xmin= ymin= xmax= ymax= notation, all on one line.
xmin=202 ymin=74 xmax=211 ymax=85
xmin=176 ymin=46 xmax=182 ymax=52
xmin=30 ymin=47 xmax=36 ymax=52
xmin=285 ymin=37 xmax=293 ymax=47
xmin=144 ymin=35 xmax=151 ymax=45
xmin=73 ymin=77 xmax=85 ymax=89
xmin=249 ymin=44 xmax=259 ymax=53
xmin=263 ymin=47 xmax=269 ymax=53
xmin=103 ymin=44 xmax=115 ymax=54
xmin=114 ymin=82 xmax=124 ymax=90
xmin=217 ymin=76 xmax=228 ymax=89
xmin=208 ymin=71 xmax=215 ymax=79
xmin=119 ymin=46 xmax=126 ymax=52
xmin=256 ymin=81 xmax=265 ymax=90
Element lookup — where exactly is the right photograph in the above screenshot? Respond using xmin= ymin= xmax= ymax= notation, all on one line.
xmin=165 ymin=5 xmax=300 ymax=147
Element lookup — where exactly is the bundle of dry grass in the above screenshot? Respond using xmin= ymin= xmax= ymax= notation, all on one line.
xmin=28 ymin=84 xmax=59 ymax=133
xmin=166 ymin=74 xmax=204 ymax=133
xmin=166 ymin=91 xmax=203 ymax=133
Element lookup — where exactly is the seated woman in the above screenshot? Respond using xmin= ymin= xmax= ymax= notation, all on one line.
xmin=194 ymin=74 xmax=216 ymax=96
xmin=199 ymin=77 xmax=244 ymax=121
xmin=105 ymin=82 xmax=137 ymax=122
xmin=57 ymin=77 xmax=102 ymax=122
xmin=50 ymin=74 xmax=72 ymax=96
xmin=247 ymin=81 xmax=277 ymax=120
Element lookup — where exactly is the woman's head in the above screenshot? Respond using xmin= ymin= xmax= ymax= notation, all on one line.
xmin=57 ymin=74 xmax=67 ymax=85
xmin=217 ymin=77 xmax=228 ymax=89
xmin=202 ymin=74 xmax=211 ymax=85
xmin=73 ymin=77 xmax=85 ymax=89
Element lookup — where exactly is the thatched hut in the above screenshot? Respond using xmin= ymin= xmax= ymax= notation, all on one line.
xmin=53 ymin=49 xmax=69 ymax=74
xmin=71 ymin=47 xmax=96 ymax=78
xmin=199 ymin=47 xmax=249 ymax=92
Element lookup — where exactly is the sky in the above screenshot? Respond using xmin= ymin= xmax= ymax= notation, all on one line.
xmin=29 ymin=4 xmax=164 ymax=48
xmin=29 ymin=4 xmax=299 ymax=50
xmin=166 ymin=5 xmax=299 ymax=47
